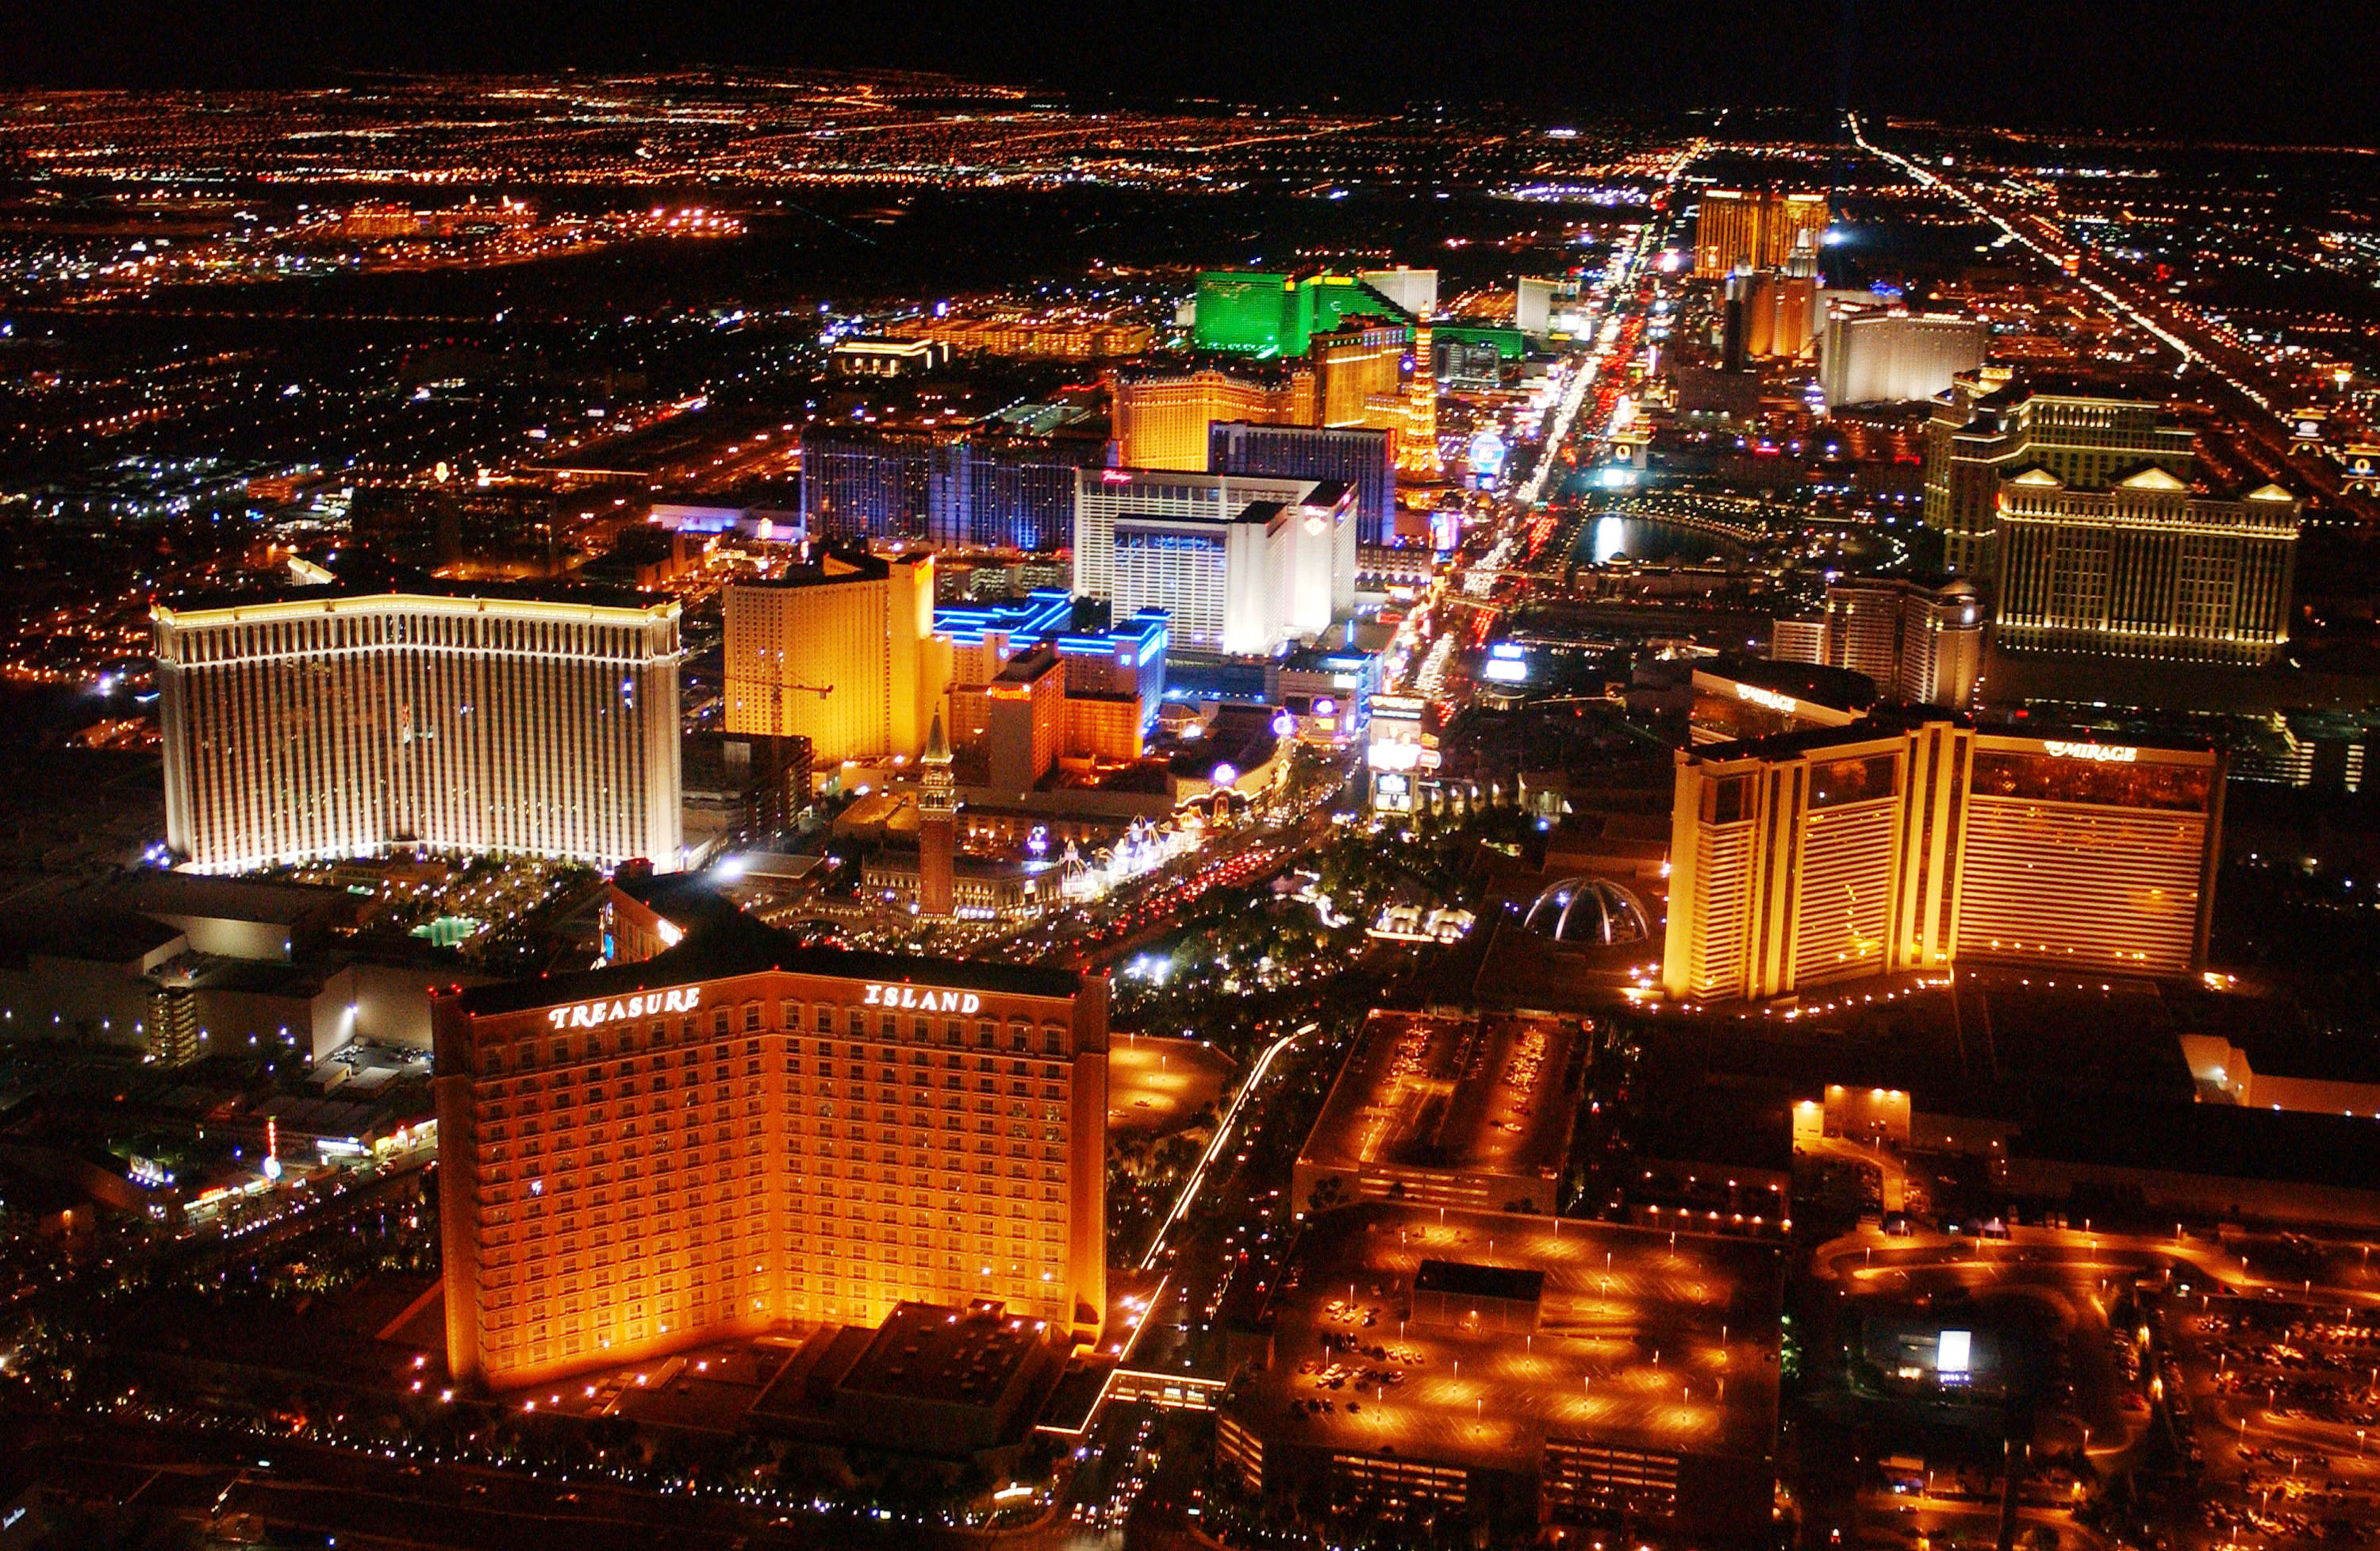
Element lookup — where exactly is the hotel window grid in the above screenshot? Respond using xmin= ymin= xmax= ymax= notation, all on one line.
xmin=1992 ymin=477 xmax=2297 ymax=666
xmin=155 ymin=594 xmax=683 ymax=874
xmin=1112 ymin=529 xmax=1229 ymax=650
xmin=1663 ymin=720 xmax=2223 ymax=1000
xmin=435 ymin=966 xmax=1107 ymax=1391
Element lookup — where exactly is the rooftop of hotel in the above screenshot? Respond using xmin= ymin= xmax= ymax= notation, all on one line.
xmin=2006 ymin=1097 xmax=2380 ymax=1195
xmin=935 ymin=591 xmax=1169 ymax=653
xmin=448 ymin=909 xmax=1085 ymax=1019
xmin=1226 ymin=1204 xmax=1781 ymax=1474
xmin=1682 ymin=708 xmax=2222 ymax=766
xmin=1948 ymin=369 xmax=2192 ymax=416
xmin=155 ymin=571 xmax=662 ymax=616
xmin=834 ymin=1299 xmax=1047 ymax=1408
xmin=732 ymin=548 xmax=916 ymax=589
xmin=1692 ymin=651 xmax=1879 ymax=715
xmin=992 ymin=644 xmax=1063 ymax=685
xmin=1634 ymin=977 xmax=2199 ymax=1120
xmin=1295 ymin=1012 xmax=1584 ymax=1186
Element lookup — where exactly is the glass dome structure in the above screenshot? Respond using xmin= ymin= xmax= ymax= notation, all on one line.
xmin=1519 ymin=877 xmax=1650 ymax=946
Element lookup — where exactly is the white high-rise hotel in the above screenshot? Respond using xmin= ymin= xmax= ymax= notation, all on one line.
xmin=155 ymin=592 xmax=683 ymax=874
xmin=1072 ymin=468 xmax=1355 ymax=656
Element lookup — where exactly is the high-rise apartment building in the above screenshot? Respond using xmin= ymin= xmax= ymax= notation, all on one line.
xmin=881 ymin=313 xmax=1152 ymax=362
xmin=1818 ymin=309 xmax=1987 ymax=409
xmin=722 ymin=553 xmax=949 ymax=766
xmin=1073 ymin=468 xmax=1323 ymax=605
xmin=1310 ymin=318 xmax=1411 ymax=438
xmin=432 ymin=922 xmax=1108 ymax=1389
xmin=1693 ymin=190 xmax=1829 ymax=276
xmin=681 ymin=732 xmax=813 ymax=854
xmin=1662 ymin=717 xmax=2224 ymax=1001
xmin=1515 ymin=275 xmax=1566 ymax=336
xmin=1357 ymin=267 xmax=1438 ymax=320
xmin=985 ymin=646 xmax=1067 ymax=793
xmin=1923 ymin=369 xmax=2197 ymax=583
xmin=1772 ymin=577 xmax=1985 ymax=708
xmin=1208 ymin=420 xmax=1395 ymax=547
xmin=155 ymin=589 xmax=683 ymax=874
xmin=1768 ymin=617 xmax=1827 ymax=666
xmin=1726 ymin=271 xmax=1820 ymax=360
xmin=800 ymin=424 xmax=934 ymax=542
xmin=1136 ymin=280 xmax=1427 ymax=477
xmin=1073 ymin=470 xmax=1355 ymax=655
xmin=1435 ymin=332 xmax=1510 ymax=390
xmin=926 ymin=436 xmax=1108 ymax=552
xmin=800 ymin=426 xmax=1102 ymax=551
xmin=1111 ymin=366 xmax=1318 ymax=472
xmin=1993 ymin=466 xmax=2300 ymax=665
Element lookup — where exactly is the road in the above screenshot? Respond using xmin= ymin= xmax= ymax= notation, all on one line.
xmin=973 ymin=751 xmax=1352 ymax=973
xmin=1389 ymin=172 xmax=1683 ymax=708
xmin=18 ymin=1415 xmax=807 ymax=1551
xmin=1140 ymin=1021 xmax=1319 ymax=1275
xmin=1814 ymin=1227 xmax=2153 ymax=1469
xmin=1850 ymin=113 xmax=2378 ymax=529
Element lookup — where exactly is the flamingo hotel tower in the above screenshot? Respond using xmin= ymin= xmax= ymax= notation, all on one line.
xmin=432 ymin=916 xmax=1108 ymax=1391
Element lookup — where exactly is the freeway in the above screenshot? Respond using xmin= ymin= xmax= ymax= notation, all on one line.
xmin=1850 ymin=113 xmax=2378 ymax=528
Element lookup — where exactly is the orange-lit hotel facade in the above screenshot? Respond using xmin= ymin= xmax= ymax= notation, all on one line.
xmin=1663 ymin=717 xmax=2223 ymax=1002
xmin=433 ymin=923 xmax=1107 ymax=1391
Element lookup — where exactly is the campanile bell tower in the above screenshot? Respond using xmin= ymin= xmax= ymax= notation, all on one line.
xmin=918 ymin=710 xmax=956 ymax=917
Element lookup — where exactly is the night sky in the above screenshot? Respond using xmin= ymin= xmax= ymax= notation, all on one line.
xmin=6 ymin=0 xmax=2374 ymax=144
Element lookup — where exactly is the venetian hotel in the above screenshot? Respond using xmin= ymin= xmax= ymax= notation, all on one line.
xmin=433 ymin=916 xmax=1107 ymax=1390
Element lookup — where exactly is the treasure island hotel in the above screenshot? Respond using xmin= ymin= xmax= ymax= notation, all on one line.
xmin=432 ymin=916 xmax=1108 ymax=1390
xmin=1664 ymin=714 xmax=2224 ymax=1002
xmin=155 ymin=588 xmax=683 ymax=873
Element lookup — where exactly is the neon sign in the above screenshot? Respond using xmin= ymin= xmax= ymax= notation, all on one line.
xmin=547 ymin=985 xmax=701 ymax=1028
xmin=2042 ymin=741 xmax=2138 ymax=763
xmin=863 ymin=984 xmax=983 ymax=1013
xmin=1734 ymin=683 xmax=1799 ymax=714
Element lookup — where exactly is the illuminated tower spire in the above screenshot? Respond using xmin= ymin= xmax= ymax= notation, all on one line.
xmin=918 ymin=709 xmax=956 ymax=918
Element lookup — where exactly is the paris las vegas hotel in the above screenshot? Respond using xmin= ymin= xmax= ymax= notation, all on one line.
xmin=1664 ymin=682 xmax=2225 ymax=1003
xmin=433 ymin=914 xmax=1108 ymax=1389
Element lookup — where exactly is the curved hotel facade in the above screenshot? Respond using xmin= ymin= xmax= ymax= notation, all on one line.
xmin=432 ymin=924 xmax=1107 ymax=1390
xmin=1664 ymin=716 xmax=2224 ymax=1002
xmin=155 ymin=590 xmax=683 ymax=874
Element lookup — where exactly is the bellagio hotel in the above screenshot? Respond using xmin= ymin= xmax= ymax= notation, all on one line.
xmin=432 ymin=916 xmax=1107 ymax=1391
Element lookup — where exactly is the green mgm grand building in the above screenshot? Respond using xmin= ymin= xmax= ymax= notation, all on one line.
xmin=1192 ymin=270 xmax=1410 ymax=359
